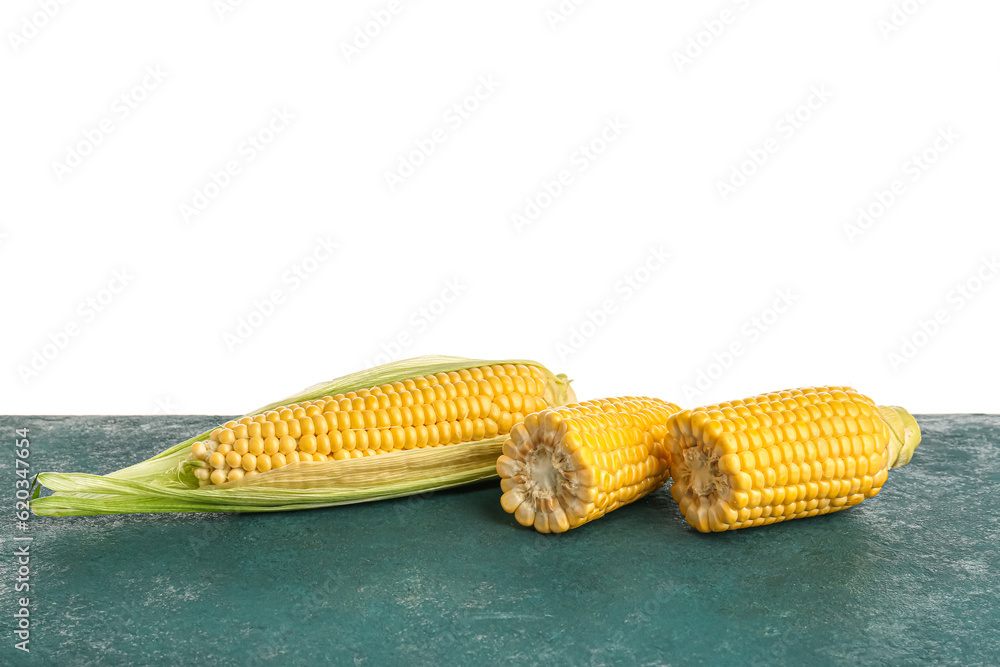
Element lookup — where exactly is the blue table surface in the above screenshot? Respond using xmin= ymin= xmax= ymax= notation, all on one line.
xmin=2 ymin=414 xmax=998 ymax=666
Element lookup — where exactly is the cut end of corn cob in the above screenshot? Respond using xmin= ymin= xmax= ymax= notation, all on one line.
xmin=183 ymin=363 xmax=557 ymax=488
xmin=667 ymin=386 xmax=920 ymax=533
xmin=878 ymin=405 xmax=921 ymax=469
xmin=497 ymin=397 xmax=681 ymax=533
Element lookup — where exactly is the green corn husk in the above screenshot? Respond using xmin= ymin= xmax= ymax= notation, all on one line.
xmin=31 ymin=356 xmax=574 ymax=517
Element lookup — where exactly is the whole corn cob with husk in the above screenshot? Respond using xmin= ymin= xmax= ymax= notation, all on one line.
xmin=496 ymin=397 xmax=681 ymax=533
xmin=667 ymin=386 xmax=920 ymax=532
xmin=188 ymin=362 xmax=560 ymax=488
xmin=30 ymin=356 xmax=574 ymax=516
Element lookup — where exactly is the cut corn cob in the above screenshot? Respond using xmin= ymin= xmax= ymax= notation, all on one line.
xmin=31 ymin=356 xmax=574 ymax=516
xmin=188 ymin=363 xmax=556 ymax=488
xmin=666 ymin=386 xmax=921 ymax=533
xmin=497 ymin=397 xmax=681 ymax=533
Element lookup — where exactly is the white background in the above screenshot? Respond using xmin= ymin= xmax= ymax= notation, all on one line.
xmin=2 ymin=1 xmax=998 ymax=415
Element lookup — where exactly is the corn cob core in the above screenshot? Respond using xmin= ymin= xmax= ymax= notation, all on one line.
xmin=497 ymin=397 xmax=682 ymax=533
xmin=188 ymin=364 xmax=555 ymax=487
xmin=667 ymin=386 xmax=921 ymax=533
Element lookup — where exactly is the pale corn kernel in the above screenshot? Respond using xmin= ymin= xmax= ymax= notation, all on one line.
xmin=299 ymin=434 xmax=317 ymax=454
xmin=278 ymin=436 xmax=297 ymax=455
xmin=312 ymin=415 xmax=328 ymax=435
xmin=323 ymin=412 xmax=339 ymax=431
xmin=356 ymin=430 xmax=371 ymax=451
xmin=241 ymin=453 xmax=257 ymax=472
xmin=329 ymin=431 xmax=344 ymax=452
xmin=263 ymin=436 xmax=280 ymax=455
xmin=343 ymin=430 xmax=357 ymax=451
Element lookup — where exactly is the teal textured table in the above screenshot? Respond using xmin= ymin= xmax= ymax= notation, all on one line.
xmin=3 ymin=415 xmax=998 ymax=665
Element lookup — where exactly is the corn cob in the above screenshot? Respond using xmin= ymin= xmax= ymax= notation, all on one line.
xmin=496 ymin=397 xmax=681 ymax=533
xmin=666 ymin=386 xmax=921 ymax=533
xmin=189 ymin=363 xmax=555 ymax=488
xmin=31 ymin=356 xmax=574 ymax=516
